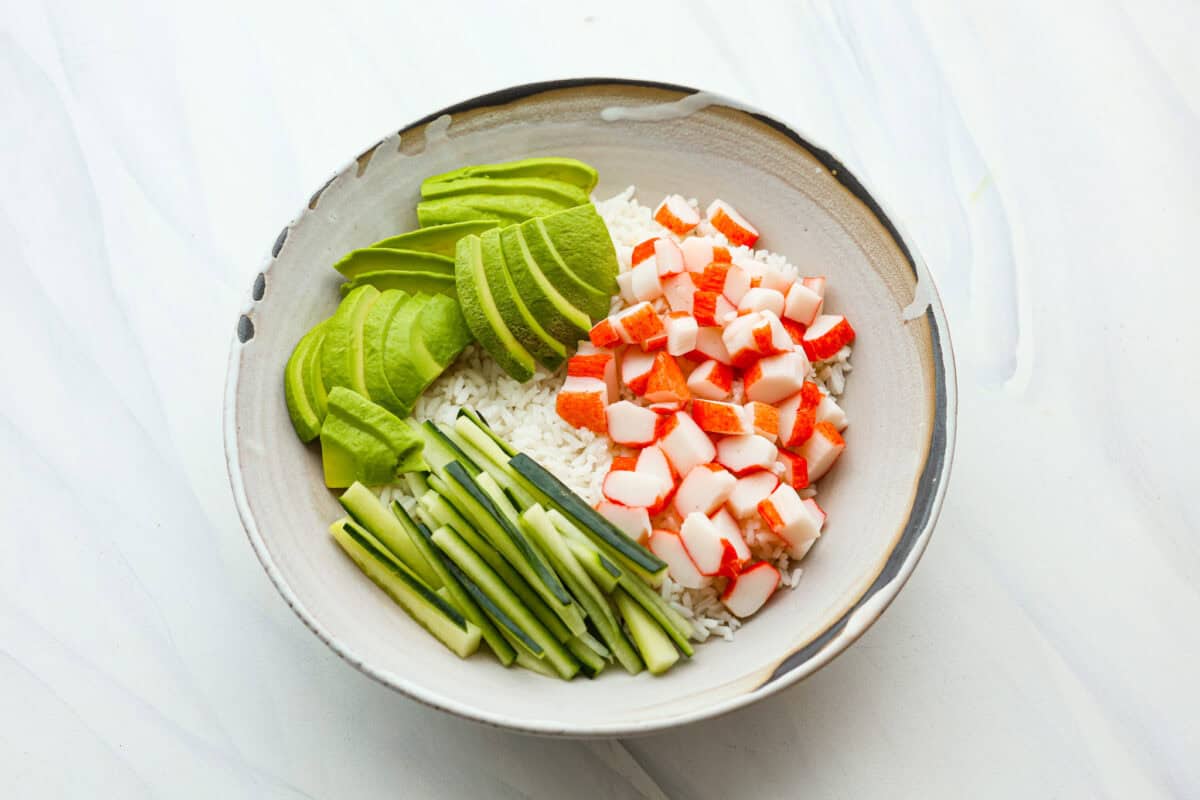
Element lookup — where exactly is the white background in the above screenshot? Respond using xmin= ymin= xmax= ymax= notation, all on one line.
xmin=3 ymin=1 xmax=1198 ymax=797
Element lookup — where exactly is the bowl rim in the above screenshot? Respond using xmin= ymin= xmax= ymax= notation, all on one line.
xmin=224 ymin=77 xmax=958 ymax=738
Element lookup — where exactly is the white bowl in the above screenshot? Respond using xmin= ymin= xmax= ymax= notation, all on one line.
xmin=224 ymin=79 xmax=956 ymax=736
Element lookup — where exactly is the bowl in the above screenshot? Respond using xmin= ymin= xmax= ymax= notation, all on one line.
xmin=224 ymin=79 xmax=956 ymax=736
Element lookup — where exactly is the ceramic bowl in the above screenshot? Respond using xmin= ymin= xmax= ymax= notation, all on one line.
xmin=224 ymin=79 xmax=956 ymax=737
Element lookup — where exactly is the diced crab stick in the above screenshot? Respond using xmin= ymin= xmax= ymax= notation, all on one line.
xmin=760 ymin=267 xmax=796 ymax=294
xmin=605 ymin=400 xmax=659 ymax=447
xmin=657 ymin=411 xmax=717 ymax=476
xmin=780 ymin=316 xmax=807 ymax=346
xmin=636 ymin=443 xmax=677 ymax=484
xmin=721 ymin=562 xmax=780 ymax=617
xmin=596 ymin=501 xmax=652 ymax=545
xmin=716 ymin=434 xmax=779 ymax=476
xmin=648 ymin=401 xmax=682 ymax=415
xmin=745 ymin=351 xmax=810 ymax=404
xmin=709 ymin=506 xmax=752 ymax=561
xmin=665 ymin=312 xmax=699 ymax=357
xmin=613 ymin=302 xmax=665 ymax=345
xmin=692 ymin=399 xmax=750 ymax=436
xmin=692 ymin=327 xmax=732 ymax=365
xmin=722 ymin=311 xmax=783 ymax=368
xmin=674 ymin=464 xmax=737 ymax=517
xmin=803 ymin=498 xmax=827 ymax=531
xmin=727 ymin=470 xmax=780 ymax=518
xmin=631 ymin=238 xmax=657 ymax=266
xmin=653 ymin=238 xmax=686 ymax=277
xmin=757 ymin=483 xmax=822 ymax=558
xmin=603 ymin=469 xmax=669 ymax=509
xmin=654 ymin=194 xmax=701 ymax=235
xmin=643 ymin=331 xmax=668 ymax=351
xmin=776 ymin=381 xmax=821 ymax=447
xmin=738 ymin=287 xmax=786 ymax=317
xmin=643 ymin=351 xmax=690 ymax=404
xmin=663 ymin=272 xmax=697 ymax=314
xmin=802 ymin=276 xmax=826 ymax=298
xmin=784 ymin=282 xmax=824 ymax=327
xmin=621 ymin=348 xmax=655 ymax=395
xmin=556 ymin=376 xmax=608 ymax=432
xmin=686 ymin=358 xmax=734 ymax=400
xmin=706 ymin=199 xmax=760 ymax=247
xmin=801 ymin=314 xmax=856 ymax=361
xmin=815 ymin=393 xmax=848 ymax=431
xmin=589 ymin=318 xmax=621 ymax=349
xmin=648 ymin=529 xmax=707 ymax=589
xmin=615 ymin=270 xmax=637 ymax=304
xmin=680 ymin=236 xmax=731 ymax=273
xmin=695 ymin=261 xmax=751 ymax=305
xmin=569 ymin=345 xmax=619 ymax=401
xmin=630 ymin=259 xmax=664 ymax=302
xmin=746 ymin=401 xmax=779 ymax=441
xmin=692 ymin=291 xmax=735 ymax=326
xmin=679 ymin=512 xmax=728 ymax=575
xmin=608 ymin=455 xmax=638 ymax=474
xmin=776 ymin=449 xmax=809 ymax=489
xmin=796 ymin=421 xmax=845 ymax=482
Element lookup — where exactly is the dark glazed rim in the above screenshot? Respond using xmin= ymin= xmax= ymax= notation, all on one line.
xmin=225 ymin=77 xmax=957 ymax=737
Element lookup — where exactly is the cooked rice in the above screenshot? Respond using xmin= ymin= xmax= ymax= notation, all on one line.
xmin=391 ymin=187 xmax=852 ymax=644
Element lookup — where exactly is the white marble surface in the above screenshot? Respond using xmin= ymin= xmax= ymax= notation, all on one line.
xmin=2 ymin=1 xmax=1197 ymax=796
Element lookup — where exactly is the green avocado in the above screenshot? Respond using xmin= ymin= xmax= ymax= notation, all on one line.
xmin=454 ymin=234 xmax=535 ymax=381
xmin=412 ymin=293 xmax=472 ymax=370
xmin=424 ymin=157 xmax=598 ymax=192
xmin=520 ymin=217 xmax=613 ymax=321
xmin=421 ymin=177 xmax=589 ymax=207
xmin=361 ymin=290 xmax=409 ymax=413
xmin=479 ymin=228 xmax=565 ymax=370
xmin=333 ymin=248 xmax=454 ymax=280
xmin=284 ymin=319 xmax=329 ymax=442
xmin=383 ymin=293 xmax=444 ymax=415
xmin=417 ymin=194 xmax=576 ymax=228
xmin=339 ymin=270 xmax=456 ymax=298
xmin=320 ymin=285 xmax=380 ymax=396
xmin=499 ymin=225 xmax=591 ymax=345
xmin=532 ymin=204 xmax=620 ymax=298
xmin=320 ymin=387 xmax=426 ymax=488
xmin=369 ymin=221 xmax=498 ymax=258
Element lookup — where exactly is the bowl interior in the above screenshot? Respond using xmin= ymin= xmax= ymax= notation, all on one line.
xmin=227 ymin=82 xmax=947 ymax=735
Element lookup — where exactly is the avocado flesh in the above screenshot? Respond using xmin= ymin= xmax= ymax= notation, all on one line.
xmin=340 ymin=270 xmax=455 ymax=298
xmin=479 ymin=228 xmax=565 ymax=370
xmin=454 ymin=235 xmax=535 ymax=381
xmin=320 ymin=285 xmax=381 ymax=397
xmin=424 ymin=157 xmax=598 ymax=192
xmin=412 ymin=293 xmax=472 ymax=370
xmin=284 ymin=320 xmax=328 ymax=442
xmin=369 ymin=221 xmax=498 ymax=258
xmin=382 ymin=294 xmax=442 ymax=416
xmin=520 ymin=215 xmax=613 ymax=322
xmin=417 ymin=194 xmax=575 ymax=228
xmin=361 ymin=290 xmax=409 ymax=414
xmin=333 ymin=248 xmax=454 ymax=280
xmin=421 ymin=177 xmax=589 ymax=207
xmin=499 ymin=226 xmax=591 ymax=345
xmin=532 ymin=204 xmax=620 ymax=298
xmin=320 ymin=387 xmax=426 ymax=488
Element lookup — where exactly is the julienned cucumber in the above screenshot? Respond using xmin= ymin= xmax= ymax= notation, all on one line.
xmin=615 ymin=589 xmax=680 ymax=675
xmin=417 ymin=420 xmax=481 ymax=474
xmin=339 ymin=482 xmax=441 ymax=589
xmin=456 ymin=407 xmax=518 ymax=458
xmin=330 ymin=519 xmax=481 ymax=658
xmin=508 ymin=452 xmax=668 ymax=584
xmin=549 ymin=511 xmax=621 ymax=594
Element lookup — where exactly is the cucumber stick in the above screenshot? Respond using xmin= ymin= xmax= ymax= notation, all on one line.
xmin=550 ymin=511 xmax=621 ymax=593
xmin=617 ymin=571 xmax=695 ymax=657
xmin=614 ymin=589 xmax=680 ymax=675
xmin=432 ymin=525 xmax=579 ymax=680
xmin=389 ymin=501 xmax=516 ymax=665
xmin=420 ymin=485 xmax=572 ymax=643
xmin=330 ymin=519 xmax=480 ymax=658
xmin=339 ymin=482 xmax=441 ymax=589
xmin=417 ymin=420 xmax=481 ymax=474
xmin=456 ymin=407 xmax=518 ymax=458
xmin=567 ymin=636 xmax=606 ymax=678
xmin=445 ymin=422 xmax=538 ymax=510
xmin=403 ymin=472 xmax=430 ymax=498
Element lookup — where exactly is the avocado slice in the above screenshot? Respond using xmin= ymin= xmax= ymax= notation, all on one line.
xmin=284 ymin=320 xmax=328 ymax=442
xmin=333 ymin=248 xmax=454 ymax=280
xmin=320 ymin=387 xmax=426 ymax=488
xmin=320 ymin=285 xmax=380 ymax=396
xmin=383 ymin=294 xmax=444 ymax=415
xmin=339 ymin=270 xmax=456 ymax=298
xmin=417 ymin=194 xmax=576 ymax=228
xmin=424 ymin=157 xmax=598 ymax=192
xmin=421 ymin=177 xmax=589 ymax=208
xmin=498 ymin=226 xmax=591 ymax=345
xmin=454 ymin=234 xmax=536 ymax=381
xmin=412 ymin=293 xmax=472 ymax=370
xmin=478 ymin=228 xmax=566 ymax=370
xmin=520 ymin=216 xmax=613 ymax=321
xmin=369 ymin=221 xmax=498 ymax=258
xmin=532 ymin=204 xmax=620 ymax=298
xmin=361 ymin=290 xmax=410 ymax=413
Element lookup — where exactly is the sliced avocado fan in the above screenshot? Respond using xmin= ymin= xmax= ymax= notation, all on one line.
xmin=340 ymin=270 xmax=456 ymax=298
xmin=333 ymin=248 xmax=454 ymax=280
xmin=454 ymin=234 xmax=536 ymax=381
xmin=284 ymin=319 xmax=329 ymax=442
xmin=320 ymin=387 xmax=426 ymax=488
xmin=532 ymin=204 xmax=620 ymax=299
xmin=423 ymin=157 xmax=598 ymax=192
xmin=479 ymin=228 xmax=566 ymax=370
xmin=320 ymin=285 xmax=380 ymax=397
xmin=368 ymin=220 xmax=498 ymax=258
xmin=499 ymin=225 xmax=591 ymax=346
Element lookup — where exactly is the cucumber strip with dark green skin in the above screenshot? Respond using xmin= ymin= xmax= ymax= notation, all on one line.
xmin=339 ymin=482 xmax=441 ymax=589
xmin=446 ymin=419 xmax=538 ymax=508
xmin=403 ymin=472 xmax=430 ymax=498
xmin=420 ymin=485 xmax=572 ymax=643
xmin=389 ymin=501 xmax=516 ymax=665
xmin=614 ymin=589 xmax=680 ymax=676
xmin=446 ymin=558 xmax=541 ymax=659
xmin=456 ymin=407 xmax=518 ymax=458
xmin=431 ymin=526 xmax=578 ymax=680
xmin=331 ymin=519 xmax=480 ymax=658
xmin=509 ymin=453 xmax=667 ymax=581
xmin=576 ymin=630 xmax=611 ymax=660
xmin=566 ymin=636 xmax=606 ymax=678
xmin=513 ymin=648 xmax=558 ymax=678
xmin=550 ymin=512 xmax=622 ymax=593
xmin=417 ymin=421 xmax=481 ymax=474
xmin=616 ymin=571 xmax=695 ymax=657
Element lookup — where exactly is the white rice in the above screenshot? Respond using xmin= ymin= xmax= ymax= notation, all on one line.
xmin=394 ymin=187 xmax=852 ymax=644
